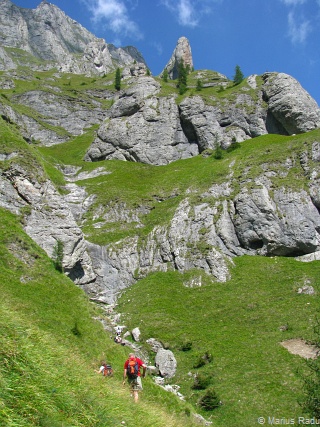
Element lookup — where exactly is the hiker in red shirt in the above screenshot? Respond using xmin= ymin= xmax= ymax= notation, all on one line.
xmin=123 ymin=352 xmax=147 ymax=402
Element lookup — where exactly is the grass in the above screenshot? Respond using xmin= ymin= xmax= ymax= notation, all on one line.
xmin=36 ymin=127 xmax=320 ymax=246
xmin=2 ymin=68 xmax=320 ymax=425
xmin=117 ymin=257 xmax=320 ymax=426
xmin=0 ymin=208 xmax=196 ymax=427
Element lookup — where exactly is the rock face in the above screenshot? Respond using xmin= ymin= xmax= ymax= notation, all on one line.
xmin=0 ymin=0 xmax=146 ymax=75
xmin=263 ymin=73 xmax=320 ymax=134
xmin=1 ymin=2 xmax=320 ymax=311
xmin=85 ymin=72 xmax=320 ymax=164
xmin=1 ymin=161 xmax=95 ymax=285
xmin=85 ymin=77 xmax=199 ymax=165
xmin=78 ymin=140 xmax=320 ymax=304
xmin=162 ymin=36 xmax=193 ymax=79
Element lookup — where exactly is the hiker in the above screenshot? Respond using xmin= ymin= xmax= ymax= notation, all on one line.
xmin=95 ymin=361 xmax=113 ymax=377
xmin=123 ymin=353 xmax=147 ymax=403
xmin=114 ymin=335 xmax=122 ymax=344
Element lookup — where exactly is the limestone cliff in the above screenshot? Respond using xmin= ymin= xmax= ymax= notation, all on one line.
xmin=1 ymin=1 xmax=320 ymax=306
xmin=85 ymin=72 xmax=320 ymax=165
xmin=0 ymin=0 xmax=146 ymax=75
xmin=162 ymin=36 xmax=194 ymax=79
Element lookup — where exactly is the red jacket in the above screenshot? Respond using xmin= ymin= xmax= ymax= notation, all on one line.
xmin=124 ymin=357 xmax=145 ymax=377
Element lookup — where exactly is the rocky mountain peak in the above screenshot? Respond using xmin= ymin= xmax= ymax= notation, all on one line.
xmin=0 ymin=0 xmax=147 ymax=75
xmin=162 ymin=36 xmax=193 ymax=79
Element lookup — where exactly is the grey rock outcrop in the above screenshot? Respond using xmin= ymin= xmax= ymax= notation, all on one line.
xmin=263 ymin=72 xmax=320 ymax=134
xmin=0 ymin=0 xmax=146 ymax=75
xmin=85 ymin=71 xmax=320 ymax=165
xmin=162 ymin=36 xmax=193 ymax=79
xmin=80 ymin=141 xmax=320 ymax=303
xmin=0 ymin=87 xmax=108 ymax=145
xmin=155 ymin=348 xmax=177 ymax=378
xmin=233 ymin=186 xmax=320 ymax=256
xmin=1 ymin=162 xmax=95 ymax=285
xmin=85 ymin=77 xmax=199 ymax=165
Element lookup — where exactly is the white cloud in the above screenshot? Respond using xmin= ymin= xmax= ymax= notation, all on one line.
xmin=152 ymin=42 xmax=164 ymax=56
xmin=287 ymin=11 xmax=311 ymax=43
xmin=82 ymin=0 xmax=142 ymax=40
xmin=281 ymin=0 xmax=306 ymax=5
xmin=161 ymin=0 xmax=199 ymax=27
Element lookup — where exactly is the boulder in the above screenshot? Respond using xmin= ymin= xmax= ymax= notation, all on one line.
xmin=132 ymin=327 xmax=141 ymax=342
xmin=155 ymin=348 xmax=177 ymax=378
xmin=146 ymin=338 xmax=163 ymax=353
xmin=262 ymin=72 xmax=320 ymax=134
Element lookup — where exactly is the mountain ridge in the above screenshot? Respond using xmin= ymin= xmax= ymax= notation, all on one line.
xmin=0 ymin=0 xmax=147 ymax=75
xmin=1 ymin=2 xmax=320 ymax=423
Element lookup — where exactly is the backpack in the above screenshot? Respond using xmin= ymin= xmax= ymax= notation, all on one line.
xmin=127 ymin=358 xmax=139 ymax=379
xmin=103 ymin=364 xmax=113 ymax=377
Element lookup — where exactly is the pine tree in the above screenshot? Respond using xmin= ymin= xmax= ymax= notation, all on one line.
xmin=114 ymin=67 xmax=121 ymax=91
xmin=162 ymin=68 xmax=168 ymax=83
xmin=233 ymin=65 xmax=244 ymax=85
xmin=53 ymin=240 xmax=64 ymax=272
xmin=177 ymin=60 xmax=188 ymax=95
xmin=196 ymin=79 xmax=203 ymax=91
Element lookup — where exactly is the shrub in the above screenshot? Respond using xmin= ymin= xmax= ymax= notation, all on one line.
xmin=226 ymin=141 xmax=241 ymax=152
xmin=193 ymin=351 xmax=213 ymax=368
xmin=196 ymin=79 xmax=203 ymax=91
xmin=192 ymin=372 xmax=212 ymax=390
xmin=162 ymin=69 xmax=168 ymax=82
xmin=180 ymin=341 xmax=193 ymax=351
xmin=213 ymin=146 xmax=223 ymax=160
xmin=52 ymin=239 xmax=63 ymax=272
xmin=198 ymin=387 xmax=221 ymax=410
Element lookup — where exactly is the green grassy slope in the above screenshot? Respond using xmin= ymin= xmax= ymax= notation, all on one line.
xmin=0 ymin=116 xmax=195 ymax=426
xmin=0 ymin=208 xmax=195 ymax=427
xmin=118 ymin=258 xmax=320 ymax=426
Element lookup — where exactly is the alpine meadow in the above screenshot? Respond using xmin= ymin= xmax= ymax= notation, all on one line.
xmin=1 ymin=1 xmax=320 ymax=426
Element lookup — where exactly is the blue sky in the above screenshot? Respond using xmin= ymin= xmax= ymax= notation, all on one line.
xmin=12 ymin=0 xmax=320 ymax=105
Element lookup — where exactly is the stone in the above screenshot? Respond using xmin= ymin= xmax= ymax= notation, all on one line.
xmin=85 ymin=78 xmax=199 ymax=165
xmin=262 ymin=72 xmax=320 ymax=134
xmin=132 ymin=327 xmax=141 ymax=342
xmin=146 ymin=338 xmax=163 ymax=353
xmin=155 ymin=348 xmax=177 ymax=378
xmin=162 ymin=36 xmax=193 ymax=79
xmin=297 ymin=285 xmax=315 ymax=295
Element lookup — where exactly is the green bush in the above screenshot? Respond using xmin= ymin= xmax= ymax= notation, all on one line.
xmin=193 ymin=351 xmax=212 ymax=368
xmin=180 ymin=341 xmax=193 ymax=351
xmin=192 ymin=372 xmax=212 ymax=390
xmin=198 ymin=387 xmax=221 ymax=411
xmin=226 ymin=141 xmax=241 ymax=152
xmin=213 ymin=146 xmax=223 ymax=159
xmin=52 ymin=239 xmax=63 ymax=272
